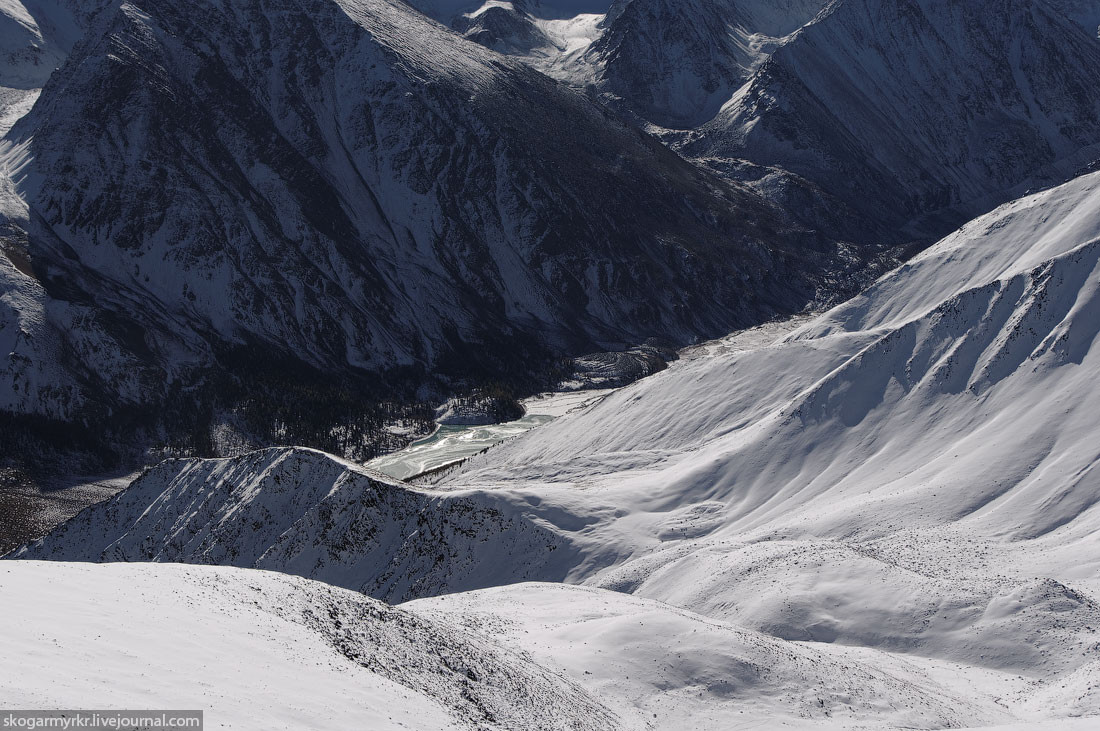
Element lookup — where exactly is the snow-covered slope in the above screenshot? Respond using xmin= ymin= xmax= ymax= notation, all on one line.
xmin=407 ymin=582 xmax=1095 ymax=730
xmin=415 ymin=0 xmax=829 ymax=130
xmin=0 ymin=0 xmax=835 ymax=437
xmin=15 ymin=561 xmax=1092 ymax=731
xmin=17 ymin=171 xmax=1100 ymax=729
xmin=0 ymin=0 xmax=110 ymax=89
xmin=0 ymin=0 xmax=60 ymax=88
xmin=405 ymin=0 xmax=613 ymax=59
xmin=0 ymin=561 xmax=620 ymax=730
xmin=427 ymin=170 xmax=1100 ymax=691
xmin=583 ymin=0 xmax=827 ymax=128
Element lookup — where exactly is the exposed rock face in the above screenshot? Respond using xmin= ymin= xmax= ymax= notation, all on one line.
xmin=8 ymin=0 xmax=1098 ymax=461
xmin=1047 ymin=0 xmax=1100 ymax=37
xmin=586 ymin=0 xmax=827 ymax=128
xmin=435 ymin=394 xmax=525 ymax=425
xmin=587 ymin=0 xmax=754 ymax=129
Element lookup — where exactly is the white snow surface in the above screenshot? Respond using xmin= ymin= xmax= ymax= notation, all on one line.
xmin=13 ymin=171 xmax=1100 ymax=727
xmin=0 ymin=0 xmax=62 ymax=88
xmin=407 ymin=582 xmax=1098 ymax=730
xmin=404 ymin=0 xmax=829 ymax=128
xmin=0 ymin=561 xmax=620 ymax=730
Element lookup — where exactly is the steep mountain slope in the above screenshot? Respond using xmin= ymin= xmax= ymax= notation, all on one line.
xmin=0 ymin=0 xmax=111 ymax=94
xmin=416 ymin=0 xmax=1100 ymax=249
xmin=0 ymin=0 xmax=110 ymax=173
xmin=0 ymin=0 xmax=834 ymax=450
xmin=0 ymin=0 xmax=61 ymax=88
xmin=584 ymin=0 xmax=828 ymax=128
xmin=684 ymin=0 xmax=1100 ymax=241
xmin=1047 ymin=0 xmax=1100 ymax=37
xmin=584 ymin=0 xmax=761 ymax=129
xmin=404 ymin=0 xmax=612 ymax=59
xmin=410 ymin=0 xmax=829 ymax=130
xmin=1 ymin=561 xmax=621 ymax=730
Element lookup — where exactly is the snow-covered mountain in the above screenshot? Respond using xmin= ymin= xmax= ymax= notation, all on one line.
xmin=14 ymin=446 xmax=580 ymax=601
xmin=583 ymin=0 xmax=827 ymax=128
xmin=680 ymin=0 xmax=1100 ymax=241
xmin=0 ymin=1 xmax=60 ymax=89
xmin=9 ymin=0 xmax=1096 ymax=462
xmin=415 ymin=0 xmax=1100 ymax=248
xmin=5 ymin=1 xmax=1100 ymax=726
xmin=1 ymin=0 xmax=847 ymax=454
xmin=411 ymin=0 xmax=829 ymax=129
xmin=16 ymin=169 xmax=1100 ymax=726
xmin=430 ymin=169 xmax=1100 ymax=689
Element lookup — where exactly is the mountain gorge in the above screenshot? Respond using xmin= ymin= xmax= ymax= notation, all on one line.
xmin=6 ymin=0 xmax=1098 ymax=466
xmin=584 ymin=0 xmax=828 ymax=128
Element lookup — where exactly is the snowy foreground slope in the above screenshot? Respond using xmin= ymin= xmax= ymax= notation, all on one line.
xmin=0 ymin=561 xmax=620 ymax=731
xmin=407 ymin=583 xmax=1100 ymax=730
xmin=14 ymin=447 xmax=580 ymax=601
xmin=14 ymin=171 xmax=1100 ymax=727
xmin=14 ymin=562 xmax=1094 ymax=731
xmin=434 ymin=171 xmax=1100 ymax=678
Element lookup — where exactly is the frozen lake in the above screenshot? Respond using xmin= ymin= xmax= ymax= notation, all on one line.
xmin=365 ymin=390 xmax=614 ymax=481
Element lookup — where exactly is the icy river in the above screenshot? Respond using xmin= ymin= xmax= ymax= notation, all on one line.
xmin=365 ymin=389 xmax=614 ymax=481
